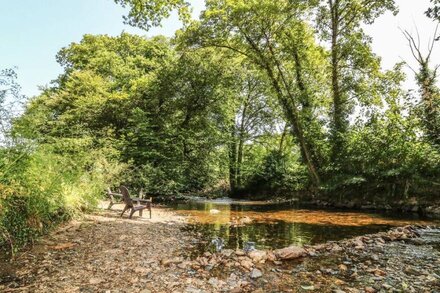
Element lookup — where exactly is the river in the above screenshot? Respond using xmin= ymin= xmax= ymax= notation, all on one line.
xmin=170 ymin=198 xmax=439 ymax=250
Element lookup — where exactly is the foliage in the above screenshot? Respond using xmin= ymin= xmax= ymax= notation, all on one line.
xmin=0 ymin=68 xmax=24 ymax=146
xmin=114 ymin=0 xmax=190 ymax=30
xmin=0 ymin=138 xmax=126 ymax=253
xmin=427 ymin=0 xmax=440 ymax=22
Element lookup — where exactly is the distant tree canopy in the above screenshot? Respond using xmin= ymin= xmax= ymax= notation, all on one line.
xmin=114 ymin=0 xmax=190 ymax=30
xmin=11 ymin=0 xmax=438 ymax=196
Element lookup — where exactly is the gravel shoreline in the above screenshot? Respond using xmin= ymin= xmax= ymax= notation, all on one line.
xmin=0 ymin=205 xmax=439 ymax=292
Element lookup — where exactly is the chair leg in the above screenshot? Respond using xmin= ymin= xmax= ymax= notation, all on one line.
xmin=129 ymin=209 xmax=135 ymax=219
xmin=108 ymin=201 xmax=114 ymax=210
xmin=121 ymin=205 xmax=128 ymax=217
xmin=149 ymin=205 xmax=152 ymax=219
xmin=139 ymin=209 xmax=143 ymax=217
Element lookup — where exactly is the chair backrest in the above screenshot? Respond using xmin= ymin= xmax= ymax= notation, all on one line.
xmin=119 ymin=185 xmax=133 ymax=207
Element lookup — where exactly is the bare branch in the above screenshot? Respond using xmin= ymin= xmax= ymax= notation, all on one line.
xmin=427 ymin=23 xmax=439 ymax=61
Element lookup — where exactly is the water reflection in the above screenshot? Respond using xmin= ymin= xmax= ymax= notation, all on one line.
xmin=171 ymin=199 xmax=437 ymax=250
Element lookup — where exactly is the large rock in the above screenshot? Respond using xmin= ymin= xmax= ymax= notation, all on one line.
xmin=248 ymin=250 xmax=267 ymax=263
xmin=240 ymin=257 xmax=254 ymax=270
xmin=274 ymin=246 xmax=307 ymax=260
xmin=250 ymin=268 xmax=263 ymax=279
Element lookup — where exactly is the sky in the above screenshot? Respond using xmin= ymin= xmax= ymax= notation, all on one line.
xmin=0 ymin=0 xmax=439 ymax=98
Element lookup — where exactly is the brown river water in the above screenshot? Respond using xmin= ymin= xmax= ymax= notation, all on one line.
xmin=170 ymin=198 xmax=439 ymax=250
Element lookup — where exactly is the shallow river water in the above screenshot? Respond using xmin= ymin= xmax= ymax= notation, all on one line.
xmin=170 ymin=198 xmax=439 ymax=250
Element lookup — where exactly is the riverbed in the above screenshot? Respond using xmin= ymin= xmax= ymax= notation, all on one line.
xmin=0 ymin=202 xmax=439 ymax=292
xmin=170 ymin=198 xmax=439 ymax=250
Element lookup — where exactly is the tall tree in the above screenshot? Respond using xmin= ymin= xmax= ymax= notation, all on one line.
xmin=403 ymin=27 xmax=440 ymax=147
xmin=183 ymin=0 xmax=328 ymax=187
xmin=227 ymin=66 xmax=278 ymax=192
xmin=316 ymin=0 xmax=397 ymax=163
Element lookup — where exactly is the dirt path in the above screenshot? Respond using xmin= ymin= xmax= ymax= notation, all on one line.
xmin=1 ymin=203 xmax=439 ymax=293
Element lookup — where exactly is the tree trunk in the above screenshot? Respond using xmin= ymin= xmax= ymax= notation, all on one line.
xmin=419 ymin=64 xmax=440 ymax=146
xmin=329 ymin=0 xmax=346 ymax=162
xmin=228 ymin=123 xmax=238 ymax=193
xmin=242 ymin=32 xmax=321 ymax=187
xmin=279 ymin=122 xmax=288 ymax=153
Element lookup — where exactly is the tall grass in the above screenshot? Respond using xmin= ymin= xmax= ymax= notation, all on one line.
xmin=0 ymin=139 xmax=125 ymax=255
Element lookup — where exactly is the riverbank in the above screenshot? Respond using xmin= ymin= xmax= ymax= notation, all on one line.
xmin=299 ymin=197 xmax=440 ymax=218
xmin=1 ymin=202 xmax=439 ymax=292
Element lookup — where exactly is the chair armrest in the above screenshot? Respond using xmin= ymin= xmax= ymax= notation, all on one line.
xmin=132 ymin=197 xmax=151 ymax=204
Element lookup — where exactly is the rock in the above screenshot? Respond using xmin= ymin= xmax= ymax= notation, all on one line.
xmin=373 ymin=269 xmax=387 ymax=277
xmin=365 ymin=286 xmax=376 ymax=293
xmin=353 ymin=238 xmax=365 ymax=250
xmin=209 ymin=209 xmax=220 ymax=214
xmin=161 ymin=257 xmax=183 ymax=266
xmin=235 ymin=249 xmax=245 ymax=256
xmin=248 ymin=250 xmax=267 ymax=263
xmin=250 ymin=268 xmax=263 ymax=279
xmin=404 ymin=267 xmax=422 ymax=276
xmin=331 ymin=244 xmax=343 ymax=252
xmin=267 ymin=251 xmax=276 ymax=262
xmin=300 ymin=285 xmax=315 ymax=290
xmin=339 ymin=264 xmax=348 ymax=271
xmin=274 ymin=246 xmax=307 ymax=260
xmin=89 ymin=277 xmax=104 ymax=285
xmin=240 ymin=258 xmax=254 ymax=270
xmin=134 ymin=267 xmax=151 ymax=275
xmin=208 ymin=277 xmax=219 ymax=287
xmin=221 ymin=249 xmax=234 ymax=257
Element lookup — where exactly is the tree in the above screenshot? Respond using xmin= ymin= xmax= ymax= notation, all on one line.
xmin=0 ymin=68 xmax=24 ymax=146
xmin=114 ymin=0 xmax=190 ymax=30
xmin=181 ymin=0 xmax=330 ymax=187
xmin=227 ymin=66 xmax=279 ymax=193
xmin=402 ymin=26 xmax=440 ymax=147
xmin=316 ymin=0 xmax=398 ymax=164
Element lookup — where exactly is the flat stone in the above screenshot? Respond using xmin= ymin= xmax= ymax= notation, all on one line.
xmin=274 ymin=246 xmax=307 ymax=260
xmin=250 ymin=268 xmax=263 ymax=279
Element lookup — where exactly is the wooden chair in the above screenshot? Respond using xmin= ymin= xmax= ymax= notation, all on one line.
xmin=106 ymin=187 xmax=123 ymax=210
xmin=119 ymin=186 xmax=152 ymax=219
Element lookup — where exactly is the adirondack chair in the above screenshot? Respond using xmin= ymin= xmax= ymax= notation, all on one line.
xmin=106 ymin=187 xmax=123 ymax=210
xmin=119 ymin=185 xmax=152 ymax=219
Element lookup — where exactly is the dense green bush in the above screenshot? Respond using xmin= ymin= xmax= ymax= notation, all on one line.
xmin=0 ymin=139 xmax=125 ymax=253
